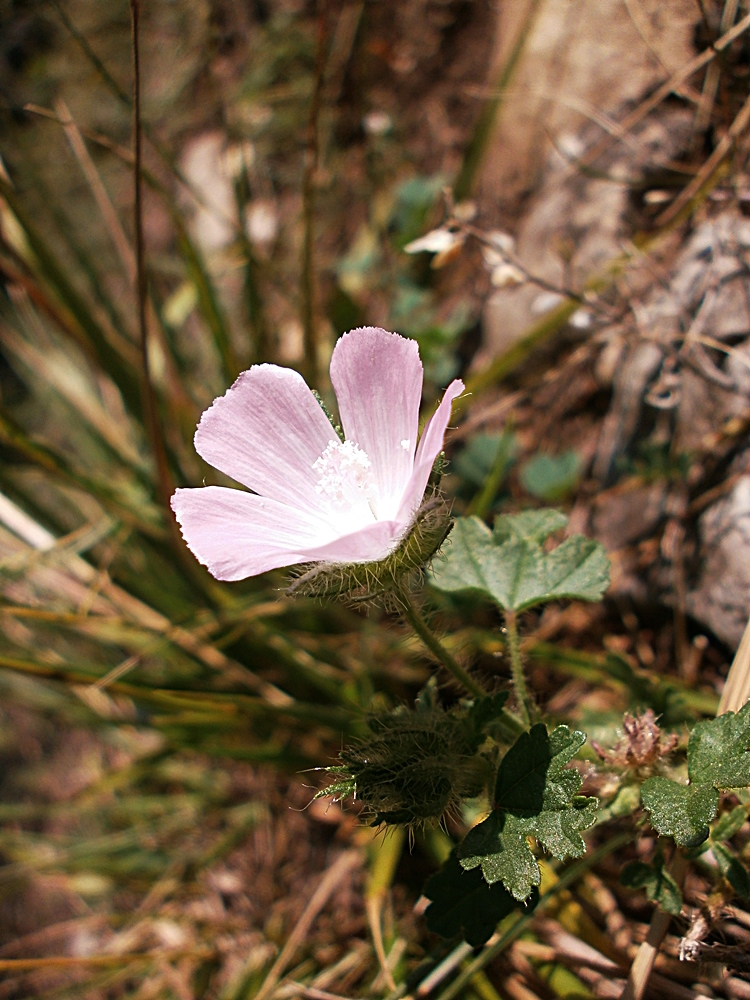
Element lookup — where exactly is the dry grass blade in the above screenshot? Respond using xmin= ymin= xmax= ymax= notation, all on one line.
xmin=0 ymin=489 xmax=292 ymax=705
xmin=719 ymin=615 xmax=750 ymax=715
xmin=0 ymin=949 xmax=213 ymax=972
xmin=453 ymin=0 xmax=545 ymax=199
xmin=365 ymin=828 xmax=405 ymax=992
xmin=692 ymin=0 xmax=741 ymax=139
xmin=252 ymin=850 xmax=362 ymax=1000
xmin=54 ymin=98 xmax=136 ymax=285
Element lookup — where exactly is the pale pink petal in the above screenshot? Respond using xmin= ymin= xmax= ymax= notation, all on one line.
xmin=301 ymin=519 xmax=405 ymax=564
xmin=194 ymin=365 xmax=338 ymax=517
xmin=397 ymin=379 xmax=464 ymax=522
xmin=171 ymin=487 xmax=334 ymax=581
xmin=330 ymin=328 xmax=422 ymax=514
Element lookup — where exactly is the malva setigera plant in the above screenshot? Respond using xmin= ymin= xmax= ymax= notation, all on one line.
xmin=173 ymin=323 xmax=750 ymax=954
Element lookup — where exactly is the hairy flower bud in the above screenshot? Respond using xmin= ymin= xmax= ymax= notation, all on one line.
xmin=317 ymin=687 xmax=508 ymax=826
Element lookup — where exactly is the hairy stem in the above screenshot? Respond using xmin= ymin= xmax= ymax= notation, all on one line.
xmin=397 ymin=591 xmax=487 ymax=700
xmin=505 ymin=610 xmax=533 ymax=727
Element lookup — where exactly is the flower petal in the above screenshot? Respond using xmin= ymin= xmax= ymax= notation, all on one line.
xmin=194 ymin=365 xmax=338 ymax=517
xmin=330 ymin=328 xmax=422 ymax=518
xmin=397 ymin=378 xmax=464 ymax=522
xmin=301 ymin=519 xmax=405 ymax=564
xmin=171 ymin=487 xmax=333 ymax=581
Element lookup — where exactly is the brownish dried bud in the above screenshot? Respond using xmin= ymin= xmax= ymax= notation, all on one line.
xmin=592 ymin=709 xmax=677 ymax=772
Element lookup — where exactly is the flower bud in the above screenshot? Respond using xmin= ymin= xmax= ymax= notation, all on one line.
xmin=317 ymin=693 xmax=499 ymax=827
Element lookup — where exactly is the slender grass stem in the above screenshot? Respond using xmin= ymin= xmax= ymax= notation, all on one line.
xmin=505 ymin=610 xmax=533 ymax=726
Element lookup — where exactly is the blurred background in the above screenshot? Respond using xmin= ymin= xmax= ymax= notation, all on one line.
xmin=1 ymin=1 xmax=750 ymax=997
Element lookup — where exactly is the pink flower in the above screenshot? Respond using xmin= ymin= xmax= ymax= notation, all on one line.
xmin=171 ymin=327 xmax=464 ymax=582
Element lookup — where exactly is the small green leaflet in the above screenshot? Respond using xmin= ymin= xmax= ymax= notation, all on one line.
xmin=430 ymin=510 xmax=609 ymax=612
xmin=688 ymin=701 xmax=750 ymax=788
xmin=640 ymin=778 xmax=718 ymax=848
xmin=456 ymin=725 xmax=598 ymax=901
xmin=711 ymin=804 xmax=748 ymax=842
xmin=520 ymin=451 xmax=582 ymax=502
xmin=424 ymin=852 xmax=538 ymax=947
xmin=621 ymin=855 xmax=682 ymax=915
xmin=641 ymin=702 xmax=750 ymax=848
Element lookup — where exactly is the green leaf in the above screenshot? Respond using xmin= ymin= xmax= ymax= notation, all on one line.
xmin=711 ymin=805 xmax=749 ymax=843
xmin=641 ymin=777 xmax=718 ymax=848
xmin=520 ymin=451 xmax=583 ymax=502
xmin=467 ymin=691 xmax=510 ymax=736
xmin=713 ymin=842 xmax=750 ymax=901
xmin=457 ymin=725 xmax=597 ymax=901
xmin=430 ymin=512 xmax=609 ymax=612
xmin=424 ymin=851 xmax=537 ymax=947
xmin=621 ymin=858 xmax=683 ymax=915
xmin=495 ymin=509 xmax=569 ymax=545
xmin=688 ymin=701 xmax=750 ymax=789
xmin=494 ymin=723 xmax=586 ymax=810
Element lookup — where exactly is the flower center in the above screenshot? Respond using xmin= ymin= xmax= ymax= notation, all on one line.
xmin=313 ymin=440 xmax=375 ymax=511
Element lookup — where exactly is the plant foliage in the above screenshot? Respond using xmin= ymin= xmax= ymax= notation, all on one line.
xmin=430 ymin=510 xmax=610 ymax=612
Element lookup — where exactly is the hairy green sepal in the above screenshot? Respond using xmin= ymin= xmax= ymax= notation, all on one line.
xmin=287 ymin=495 xmax=453 ymax=601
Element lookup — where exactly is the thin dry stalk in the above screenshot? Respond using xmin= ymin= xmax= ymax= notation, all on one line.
xmin=128 ymin=0 xmax=175 ymax=532
xmin=620 ymin=853 xmax=689 ymax=1000
xmin=300 ymin=0 xmax=330 ymax=388
xmin=580 ymin=10 xmax=750 ymax=168
xmin=299 ymin=989 xmax=358 ymax=1000
xmin=656 ymin=87 xmax=750 ymax=226
xmin=414 ymin=942 xmax=475 ymax=997
xmin=0 ymin=488 xmax=293 ymax=704
xmin=692 ymin=0 xmax=741 ymax=139
xmin=503 ymin=976 xmax=544 ymax=1000
xmin=54 ymin=97 xmax=137 ymax=283
xmin=454 ymin=0 xmax=545 ymax=200
xmin=253 ymin=850 xmax=362 ymax=1000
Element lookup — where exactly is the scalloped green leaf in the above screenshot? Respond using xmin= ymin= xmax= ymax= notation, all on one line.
xmin=641 ymin=776 xmax=718 ymax=848
xmin=688 ymin=701 xmax=750 ymax=789
xmin=430 ymin=511 xmax=609 ymax=612
xmin=423 ymin=851 xmax=532 ymax=947
xmin=456 ymin=725 xmax=597 ymax=901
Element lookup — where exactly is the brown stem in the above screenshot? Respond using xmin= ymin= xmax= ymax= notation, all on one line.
xmin=300 ymin=0 xmax=329 ymax=388
xmin=130 ymin=1 xmax=170 ymax=505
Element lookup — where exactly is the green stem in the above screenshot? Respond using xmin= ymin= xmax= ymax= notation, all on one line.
xmin=505 ymin=611 xmax=532 ymax=727
xmin=397 ymin=591 xmax=487 ymax=700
